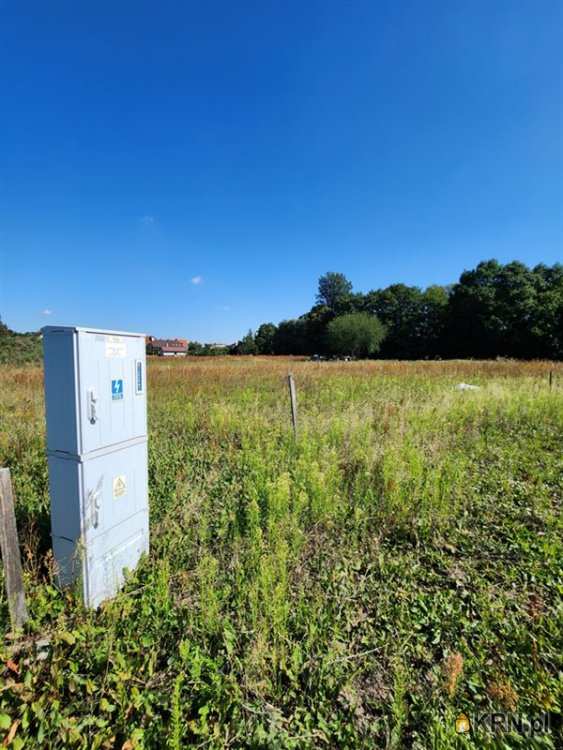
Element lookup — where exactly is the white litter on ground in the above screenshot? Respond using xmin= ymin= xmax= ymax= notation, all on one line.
xmin=455 ymin=383 xmax=481 ymax=391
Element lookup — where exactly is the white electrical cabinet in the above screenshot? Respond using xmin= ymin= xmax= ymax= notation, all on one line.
xmin=42 ymin=326 xmax=149 ymax=608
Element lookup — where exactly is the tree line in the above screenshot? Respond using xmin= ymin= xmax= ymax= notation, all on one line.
xmin=0 ymin=318 xmax=43 ymax=365
xmin=230 ymin=260 xmax=562 ymax=359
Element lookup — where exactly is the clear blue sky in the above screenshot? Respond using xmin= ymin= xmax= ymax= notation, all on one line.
xmin=1 ymin=1 xmax=561 ymax=342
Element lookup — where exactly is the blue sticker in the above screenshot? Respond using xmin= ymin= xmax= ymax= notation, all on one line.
xmin=136 ymin=361 xmax=143 ymax=393
xmin=111 ymin=379 xmax=123 ymax=400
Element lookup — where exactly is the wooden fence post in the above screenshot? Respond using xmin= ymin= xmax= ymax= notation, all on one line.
xmin=549 ymin=370 xmax=553 ymax=390
xmin=0 ymin=468 xmax=29 ymax=630
xmin=287 ymin=373 xmax=298 ymax=439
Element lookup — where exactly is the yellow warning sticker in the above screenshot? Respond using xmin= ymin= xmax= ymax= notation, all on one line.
xmin=112 ymin=475 xmax=127 ymax=499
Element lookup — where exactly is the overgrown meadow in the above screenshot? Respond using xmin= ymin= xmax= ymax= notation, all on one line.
xmin=0 ymin=358 xmax=561 ymax=749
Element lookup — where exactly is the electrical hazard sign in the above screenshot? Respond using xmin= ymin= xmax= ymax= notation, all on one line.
xmin=111 ymin=379 xmax=123 ymax=400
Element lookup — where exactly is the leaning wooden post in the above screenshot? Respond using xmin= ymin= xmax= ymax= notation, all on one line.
xmin=0 ymin=468 xmax=29 ymax=630
xmin=287 ymin=373 xmax=298 ymax=439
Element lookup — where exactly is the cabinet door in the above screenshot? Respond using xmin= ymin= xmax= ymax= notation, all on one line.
xmin=84 ymin=525 xmax=148 ymax=608
xmin=80 ymin=441 xmax=149 ymax=607
xmin=80 ymin=441 xmax=149 ymax=543
xmin=77 ymin=332 xmax=147 ymax=454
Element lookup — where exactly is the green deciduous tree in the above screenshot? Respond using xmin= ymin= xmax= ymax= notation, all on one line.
xmin=0 ymin=316 xmax=42 ymax=364
xmin=326 ymin=313 xmax=386 ymax=358
xmin=529 ymin=263 xmax=563 ymax=358
xmin=362 ymin=284 xmax=448 ymax=358
xmin=187 ymin=341 xmax=204 ymax=355
xmin=186 ymin=261 xmax=562 ymax=361
xmin=235 ymin=330 xmax=257 ymax=355
xmin=254 ymin=323 xmax=277 ymax=354
xmin=445 ymin=260 xmax=504 ymax=357
xmin=272 ymin=319 xmax=308 ymax=355
xmin=316 ymin=272 xmax=353 ymax=310
xmin=444 ymin=260 xmax=557 ymax=358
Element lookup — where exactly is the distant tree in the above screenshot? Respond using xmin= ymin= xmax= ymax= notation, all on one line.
xmin=317 ymin=272 xmax=353 ymax=310
xmin=446 ymin=260 xmax=513 ymax=357
xmin=530 ymin=263 xmax=563 ymax=359
xmin=493 ymin=261 xmax=539 ymax=357
xmin=333 ymin=292 xmax=365 ymax=316
xmin=363 ymin=284 xmax=427 ymax=358
xmin=245 ymin=260 xmax=562 ymax=360
xmin=419 ymin=285 xmax=449 ymax=357
xmin=272 ymin=319 xmax=308 ymax=355
xmin=201 ymin=344 xmax=229 ymax=356
xmin=0 ymin=316 xmax=42 ymax=364
xmin=236 ymin=330 xmax=257 ymax=355
xmin=254 ymin=323 xmax=277 ymax=354
xmin=299 ymin=305 xmax=333 ymax=354
xmin=187 ymin=341 xmax=204 ymax=355
xmin=326 ymin=313 xmax=386 ymax=358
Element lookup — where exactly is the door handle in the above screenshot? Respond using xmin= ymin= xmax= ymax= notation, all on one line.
xmin=87 ymin=476 xmax=103 ymax=530
xmin=88 ymin=388 xmax=98 ymax=424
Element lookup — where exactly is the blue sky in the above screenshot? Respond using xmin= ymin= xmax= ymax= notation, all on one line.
xmin=1 ymin=1 xmax=561 ymax=342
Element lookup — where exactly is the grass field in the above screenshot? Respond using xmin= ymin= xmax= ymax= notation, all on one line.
xmin=0 ymin=357 xmax=562 ymax=749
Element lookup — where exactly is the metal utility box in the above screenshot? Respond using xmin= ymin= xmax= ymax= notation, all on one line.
xmin=42 ymin=326 xmax=149 ymax=608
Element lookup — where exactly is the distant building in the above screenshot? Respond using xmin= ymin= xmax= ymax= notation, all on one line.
xmin=146 ymin=336 xmax=189 ymax=357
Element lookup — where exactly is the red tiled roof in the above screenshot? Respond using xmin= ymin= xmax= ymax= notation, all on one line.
xmin=148 ymin=338 xmax=189 ymax=349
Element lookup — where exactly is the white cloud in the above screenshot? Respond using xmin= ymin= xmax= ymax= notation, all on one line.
xmin=191 ymin=275 xmax=203 ymax=285
xmin=41 ymin=308 xmax=53 ymax=316
xmin=140 ymin=215 xmax=155 ymax=225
